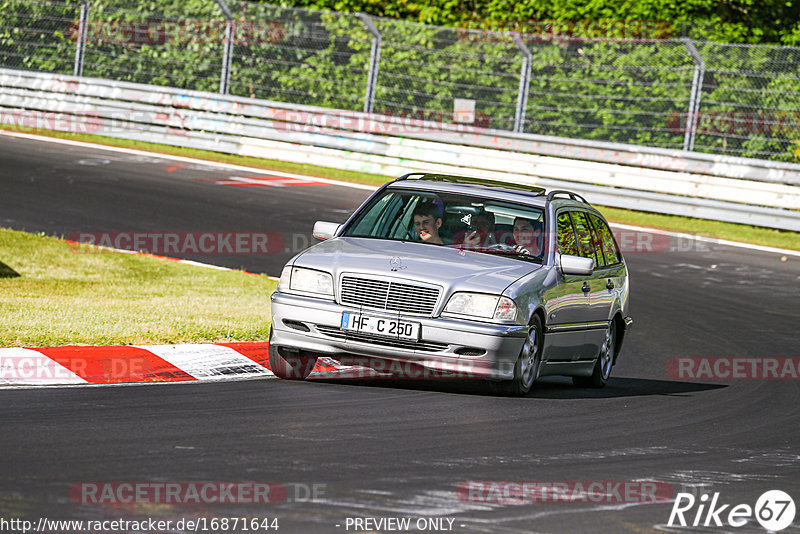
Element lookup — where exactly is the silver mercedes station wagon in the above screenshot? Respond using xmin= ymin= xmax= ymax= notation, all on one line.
xmin=269 ymin=173 xmax=632 ymax=395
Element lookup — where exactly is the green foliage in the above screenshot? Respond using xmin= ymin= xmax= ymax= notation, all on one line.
xmin=79 ymin=0 xmax=225 ymax=90
xmin=1 ymin=0 xmax=799 ymax=162
xmin=227 ymin=2 xmax=371 ymax=109
xmin=280 ymin=0 xmax=800 ymax=45
xmin=0 ymin=0 xmax=79 ymax=74
xmin=522 ymin=39 xmax=693 ymax=148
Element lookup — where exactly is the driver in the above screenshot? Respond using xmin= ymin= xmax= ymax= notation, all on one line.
xmin=512 ymin=216 xmax=542 ymax=255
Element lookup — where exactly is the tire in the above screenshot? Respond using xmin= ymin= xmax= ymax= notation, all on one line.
xmin=268 ymin=328 xmax=317 ymax=380
xmin=492 ymin=315 xmax=543 ymax=397
xmin=573 ymin=319 xmax=616 ymax=388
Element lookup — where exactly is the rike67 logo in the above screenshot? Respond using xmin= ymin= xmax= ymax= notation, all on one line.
xmin=668 ymin=490 xmax=796 ymax=531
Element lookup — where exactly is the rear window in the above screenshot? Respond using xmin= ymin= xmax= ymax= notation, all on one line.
xmin=588 ymin=213 xmax=622 ymax=266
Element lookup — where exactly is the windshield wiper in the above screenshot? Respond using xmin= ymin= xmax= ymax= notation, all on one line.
xmin=453 ymin=245 xmax=542 ymax=262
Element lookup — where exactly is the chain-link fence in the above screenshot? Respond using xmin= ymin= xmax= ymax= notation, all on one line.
xmin=0 ymin=0 xmax=81 ymax=75
xmin=226 ymin=1 xmax=371 ymax=110
xmin=2 ymin=0 xmax=800 ymax=163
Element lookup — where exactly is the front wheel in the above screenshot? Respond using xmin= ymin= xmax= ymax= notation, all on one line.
xmin=268 ymin=328 xmax=317 ymax=380
xmin=492 ymin=315 xmax=543 ymax=397
xmin=573 ymin=319 xmax=616 ymax=388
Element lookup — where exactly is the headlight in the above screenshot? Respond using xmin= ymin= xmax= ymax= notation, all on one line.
xmin=279 ymin=266 xmax=334 ymax=297
xmin=444 ymin=293 xmax=517 ymax=321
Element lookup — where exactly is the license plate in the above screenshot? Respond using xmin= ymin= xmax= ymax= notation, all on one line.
xmin=341 ymin=312 xmax=420 ymax=341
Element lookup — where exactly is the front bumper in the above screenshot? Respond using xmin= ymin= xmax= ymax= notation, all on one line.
xmin=270 ymin=292 xmax=528 ymax=380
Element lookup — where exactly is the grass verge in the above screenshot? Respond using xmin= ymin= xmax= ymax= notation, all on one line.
xmin=3 ymin=125 xmax=799 ymax=251
xmin=0 ymin=228 xmax=276 ymax=347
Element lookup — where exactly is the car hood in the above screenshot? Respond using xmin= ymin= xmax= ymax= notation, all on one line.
xmin=292 ymin=237 xmax=540 ymax=294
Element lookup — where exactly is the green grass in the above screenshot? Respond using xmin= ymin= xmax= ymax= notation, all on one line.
xmin=4 ymin=124 xmax=799 ymax=251
xmin=0 ymin=228 xmax=276 ymax=347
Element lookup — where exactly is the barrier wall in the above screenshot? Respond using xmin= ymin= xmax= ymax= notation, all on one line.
xmin=2 ymin=67 xmax=799 ymax=231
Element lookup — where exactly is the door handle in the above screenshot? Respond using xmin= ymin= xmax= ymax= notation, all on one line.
xmin=606 ymin=279 xmax=615 ymax=290
xmin=582 ymin=281 xmax=591 ymax=293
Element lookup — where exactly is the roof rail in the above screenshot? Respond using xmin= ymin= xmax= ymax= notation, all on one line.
xmin=402 ymin=173 xmax=546 ymax=195
xmin=546 ymin=190 xmax=588 ymax=203
xmin=396 ymin=172 xmax=428 ymax=181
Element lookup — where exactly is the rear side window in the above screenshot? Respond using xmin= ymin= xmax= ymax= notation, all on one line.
xmin=556 ymin=212 xmax=579 ymax=256
xmin=569 ymin=211 xmax=602 ymax=267
xmin=588 ymin=213 xmax=622 ymax=266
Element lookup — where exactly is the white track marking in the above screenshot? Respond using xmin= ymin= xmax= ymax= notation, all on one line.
xmin=3 ymin=129 xmax=797 ymax=258
xmin=0 ymin=129 xmax=375 ymax=190
xmin=137 ymin=344 xmax=273 ymax=379
xmin=0 ymin=348 xmax=87 ymax=385
xmin=170 ymin=259 xmax=232 ymax=271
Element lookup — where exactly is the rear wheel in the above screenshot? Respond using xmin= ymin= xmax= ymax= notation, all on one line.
xmin=268 ymin=328 xmax=317 ymax=380
xmin=492 ymin=315 xmax=543 ymax=397
xmin=573 ymin=319 xmax=616 ymax=388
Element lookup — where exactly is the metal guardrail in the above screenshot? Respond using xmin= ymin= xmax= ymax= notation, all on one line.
xmin=1 ymin=67 xmax=799 ymax=231
xmin=3 ymin=0 xmax=800 ymax=162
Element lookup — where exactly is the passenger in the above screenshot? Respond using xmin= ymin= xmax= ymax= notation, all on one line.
xmin=460 ymin=210 xmax=496 ymax=248
xmin=513 ymin=217 xmax=542 ymax=255
xmin=412 ymin=201 xmax=445 ymax=245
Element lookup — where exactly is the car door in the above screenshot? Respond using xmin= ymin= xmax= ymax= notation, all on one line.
xmin=588 ymin=210 xmax=627 ymax=319
xmin=543 ymin=210 xmax=594 ymax=361
xmin=570 ymin=210 xmax=616 ymax=352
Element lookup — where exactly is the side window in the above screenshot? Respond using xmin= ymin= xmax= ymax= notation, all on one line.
xmin=570 ymin=211 xmax=602 ymax=267
xmin=388 ymin=196 xmax=420 ymax=239
xmin=588 ymin=213 xmax=621 ymax=265
xmin=347 ymin=193 xmax=408 ymax=238
xmin=556 ymin=212 xmax=579 ymax=256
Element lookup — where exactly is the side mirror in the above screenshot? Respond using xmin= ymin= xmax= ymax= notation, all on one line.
xmin=313 ymin=221 xmax=341 ymax=240
xmin=560 ymin=254 xmax=594 ymax=276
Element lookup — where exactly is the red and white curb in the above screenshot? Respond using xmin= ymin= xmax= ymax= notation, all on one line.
xmin=0 ymin=343 xmax=348 ymax=388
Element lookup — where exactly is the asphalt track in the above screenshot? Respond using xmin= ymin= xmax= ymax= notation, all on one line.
xmin=1 ymin=134 xmax=800 ymax=533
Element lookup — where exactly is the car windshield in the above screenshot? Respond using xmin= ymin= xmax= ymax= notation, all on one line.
xmin=342 ymin=188 xmax=545 ymax=262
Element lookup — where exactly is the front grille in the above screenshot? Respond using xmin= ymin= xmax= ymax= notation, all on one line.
xmin=316 ymin=325 xmax=448 ymax=353
xmin=340 ymin=276 xmax=440 ymax=316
